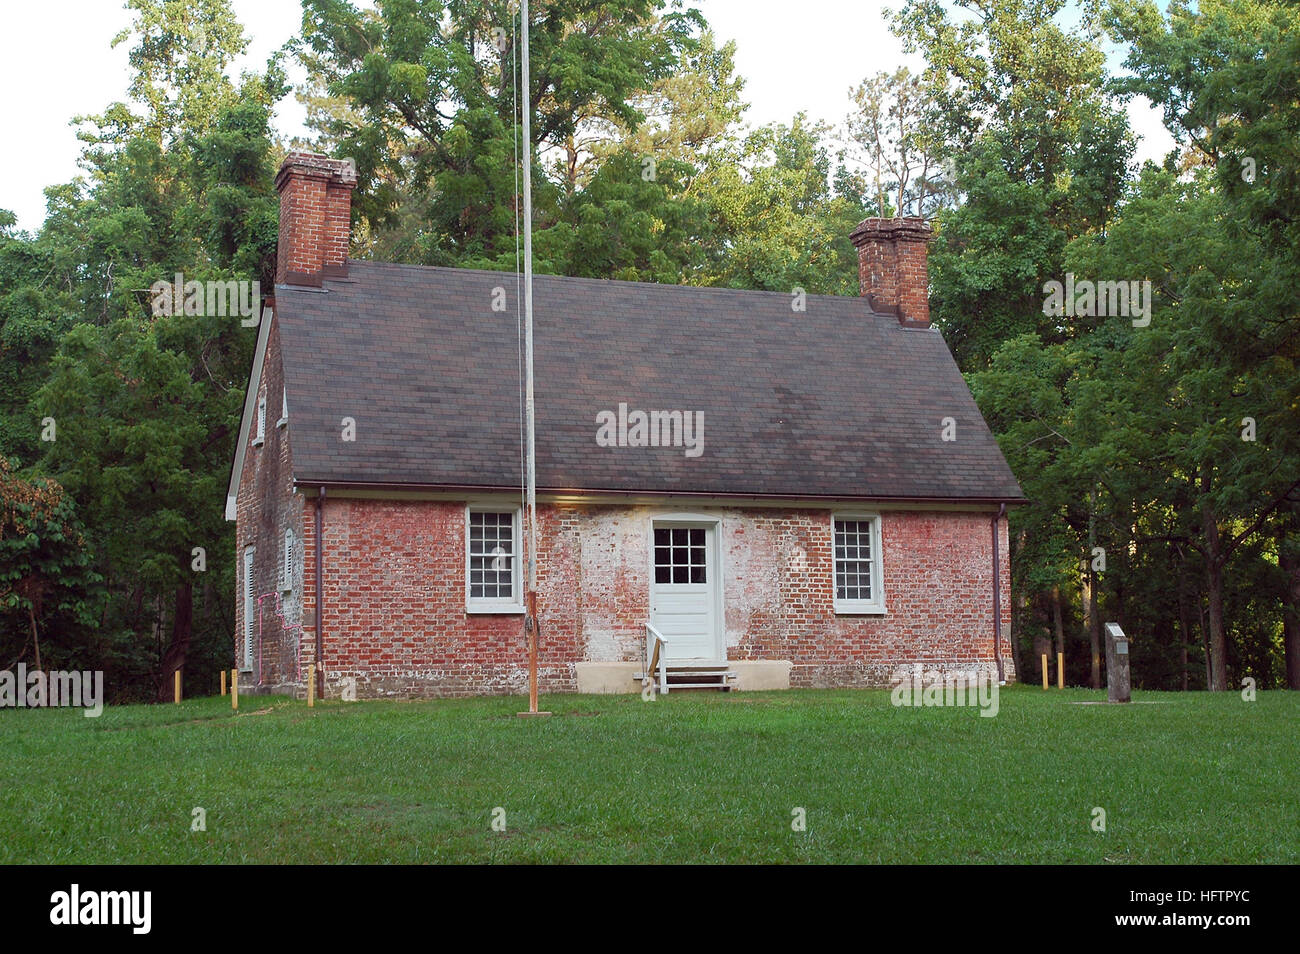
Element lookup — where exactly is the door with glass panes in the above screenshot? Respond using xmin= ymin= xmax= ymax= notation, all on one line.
xmin=649 ymin=522 xmax=721 ymax=660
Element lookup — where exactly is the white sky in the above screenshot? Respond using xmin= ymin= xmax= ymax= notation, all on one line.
xmin=0 ymin=0 xmax=1174 ymax=232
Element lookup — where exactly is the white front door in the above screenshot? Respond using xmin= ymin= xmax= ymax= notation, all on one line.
xmin=650 ymin=522 xmax=721 ymax=661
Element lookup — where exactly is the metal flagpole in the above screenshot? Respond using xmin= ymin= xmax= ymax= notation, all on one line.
xmin=518 ymin=0 xmax=549 ymax=718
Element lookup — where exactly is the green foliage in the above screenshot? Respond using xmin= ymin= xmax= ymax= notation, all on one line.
xmin=0 ymin=458 xmax=100 ymax=669
xmin=895 ymin=0 xmax=1134 ymax=371
xmin=298 ymin=0 xmax=703 ymax=267
xmin=692 ymin=116 xmax=867 ymax=294
xmin=0 ymin=0 xmax=275 ymax=700
xmin=922 ymin=0 xmax=1300 ymax=688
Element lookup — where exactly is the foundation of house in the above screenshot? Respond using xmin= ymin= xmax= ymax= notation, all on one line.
xmin=575 ymin=660 xmax=792 ymax=693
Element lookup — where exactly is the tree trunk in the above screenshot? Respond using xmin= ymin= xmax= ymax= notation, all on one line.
xmin=1280 ymin=529 xmax=1300 ymax=690
xmin=1202 ymin=500 xmax=1228 ymax=691
xmin=1011 ymin=528 xmax=1029 ymax=683
xmin=28 ymin=604 xmax=41 ymax=675
xmin=155 ymin=583 xmax=193 ymax=703
xmin=1029 ymin=591 xmax=1051 ymax=683
xmin=1086 ymin=502 xmax=1101 ymax=689
xmin=566 ymin=137 xmax=578 ymax=193
xmin=1089 ymin=589 xmax=1102 ymax=690
xmin=1082 ymin=556 xmax=1101 ymax=689
xmin=1176 ymin=572 xmax=1192 ymax=691
xmin=1200 ymin=597 xmax=1212 ymax=689
xmin=1051 ymin=584 xmax=1065 ymax=685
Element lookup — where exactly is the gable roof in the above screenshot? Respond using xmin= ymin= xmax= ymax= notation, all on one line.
xmin=260 ymin=261 xmax=1022 ymax=503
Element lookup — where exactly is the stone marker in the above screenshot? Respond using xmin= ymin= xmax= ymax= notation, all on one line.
xmin=1104 ymin=622 xmax=1131 ymax=703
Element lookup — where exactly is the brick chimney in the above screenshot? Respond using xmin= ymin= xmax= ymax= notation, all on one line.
xmin=849 ymin=216 xmax=933 ymax=326
xmin=274 ymin=153 xmax=357 ymax=286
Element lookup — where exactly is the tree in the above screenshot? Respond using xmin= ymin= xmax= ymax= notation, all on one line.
xmin=692 ymin=116 xmax=868 ymax=295
xmin=298 ymin=0 xmax=703 ymax=268
xmin=893 ymin=0 xmax=1133 ymax=371
xmin=0 ymin=458 xmax=98 ymax=675
xmin=845 ymin=67 xmax=947 ymax=219
xmin=1065 ymin=167 xmax=1295 ymax=691
xmin=7 ymin=0 xmax=279 ymax=701
xmin=1106 ymin=0 xmax=1300 ymax=687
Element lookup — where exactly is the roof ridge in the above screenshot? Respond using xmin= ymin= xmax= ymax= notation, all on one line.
xmin=338 ymin=258 xmax=887 ymax=307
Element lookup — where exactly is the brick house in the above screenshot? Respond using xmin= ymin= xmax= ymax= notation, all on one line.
xmin=225 ymin=152 xmax=1024 ymax=699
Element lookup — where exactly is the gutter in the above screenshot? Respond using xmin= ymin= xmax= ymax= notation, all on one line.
xmin=315 ymin=486 xmax=325 ymax=699
xmin=294 ymin=479 xmax=1028 ymax=507
xmin=992 ymin=503 xmax=1007 ymax=685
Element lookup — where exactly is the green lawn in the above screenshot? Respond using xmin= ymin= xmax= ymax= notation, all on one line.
xmin=1 ymin=686 xmax=1296 ymax=863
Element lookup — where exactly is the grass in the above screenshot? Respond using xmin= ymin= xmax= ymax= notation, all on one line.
xmin=1 ymin=686 xmax=1296 ymax=863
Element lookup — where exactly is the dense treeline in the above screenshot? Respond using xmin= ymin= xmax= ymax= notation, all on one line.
xmin=0 ymin=0 xmax=1295 ymax=700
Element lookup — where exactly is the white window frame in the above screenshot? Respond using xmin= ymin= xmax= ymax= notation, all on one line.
xmin=831 ymin=512 xmax=886 ymax=615
xmin=253 ymin=394 xmax=266 ymax=446
xmin=281 ymin=529 xmax=294 ymax=593
xmin=277 ymin=386 xmax=288 ymax=428
xmin=465 ymin=506 xmax=524 ymax=614
xmin=242 ymin=545 xmax=256 ymax=670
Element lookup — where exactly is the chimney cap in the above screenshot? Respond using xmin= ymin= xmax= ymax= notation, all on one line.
xmin=274 ymin=152 xmax=358 ymax=192
xmin=850 ymin=216 xmax=932 ymax=248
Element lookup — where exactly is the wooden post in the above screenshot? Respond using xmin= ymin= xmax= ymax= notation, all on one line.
xmin=1041 ymin=654 xmax=1049 ymax=690
xmin=174 ymin=669 xmax=181 ymax=704
xmin=231 ymin=669 xmax=238 ymax=710
xmin=527 ymin=590 xmax=538 ymax=712
xmin=220 ymin=669 xmax=226 ymax=696
xmin=1057 ymin=652 xmax=1064 ymax=689
xmin=307 ymin=664 xmax=315 ymax=708
xmin=517 ymin=590 xmax=551 ymax=717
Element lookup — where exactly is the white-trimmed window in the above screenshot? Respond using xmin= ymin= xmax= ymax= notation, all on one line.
xmin=242 ymin=545 xmax=256 ymax=669
xmin=466 ymin=507 xmax=523 ymax=613
xmin=832 ymin=513 xmax=886 ymax=614
xmin=277 ymin=386 xmax=288 ymax=428
xmin=281 ymin=529 xmax=295 ymax=593
xmin=254 ymin=394 xmax=266 ymax=446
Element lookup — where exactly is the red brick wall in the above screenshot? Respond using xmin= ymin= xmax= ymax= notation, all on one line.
xmin=233 ymin=315 xmax=306 ymax=693
xmin=722 ymin=509 xmax=1013 ymax=686
xmin=289 ymin=499 xmax=1013 ymax=697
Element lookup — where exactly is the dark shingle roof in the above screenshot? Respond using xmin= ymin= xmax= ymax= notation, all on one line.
xmin=276 ymin=261 xmax=1023 ymax=501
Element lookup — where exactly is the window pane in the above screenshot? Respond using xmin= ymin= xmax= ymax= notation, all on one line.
xmin=469 ymin=511 xmax=515 ymax=600
xmin=834 ymin=518 xmax=876 ymax=602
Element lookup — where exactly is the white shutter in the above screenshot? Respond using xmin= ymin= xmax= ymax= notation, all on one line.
xmin=255 ymin=396 xmax=266 ymax=444
xmin=243 ymin=546 xmax=255 ymax=669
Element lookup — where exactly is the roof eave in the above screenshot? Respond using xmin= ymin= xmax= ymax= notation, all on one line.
xmin=292 ymin=477 xmax=1029 ymax=507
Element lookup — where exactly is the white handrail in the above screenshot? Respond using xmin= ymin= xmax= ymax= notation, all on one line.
xmin=645 ymin=622 xmax=669 ymax=696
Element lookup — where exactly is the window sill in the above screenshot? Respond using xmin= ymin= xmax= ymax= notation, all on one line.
xmin=834 ymin=602 xmax=887 ymax=616
xmin=252 ymin=437 xmax=264 ymax=448
xmin=276 ymin=418 xmax=288 ymax=429
xmin=466 ymin=603 xmax=525 ymax=615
